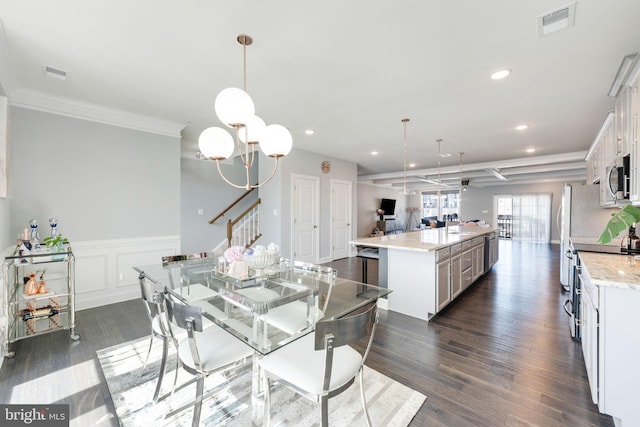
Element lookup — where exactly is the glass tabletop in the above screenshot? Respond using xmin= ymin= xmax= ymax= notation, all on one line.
xmin=133 ymin=257 xmax=390 ymax=354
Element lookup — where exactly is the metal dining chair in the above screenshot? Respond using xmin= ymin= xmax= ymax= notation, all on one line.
xmin=260 ymin=301 xmax=379 ymax=427
xmin=260 ymin=264 xmax=336 ymax=336
xmin=163 ymin=294 xmax=254 ymax=427
xmin=138 ymin=275 xmax=178 ymax=402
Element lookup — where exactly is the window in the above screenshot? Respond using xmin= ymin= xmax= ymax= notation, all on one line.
xmin=422 ymin=192 xmax=460 ymax=222
xmin=493 ymin=193 xmax=552 ymax=242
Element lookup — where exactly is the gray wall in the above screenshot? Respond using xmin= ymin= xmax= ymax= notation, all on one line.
xmin=10 ymin=107 xmax=180 ymax=242
xmin=460 ymin=180 xmax=584 ymax=242
xmin=260 ymin=148 xmax=358 ymax=261
xmin=180 ymin=155 xmax=258 ymax=253
xmin=357 ymin=184 xmax=411 ymax=238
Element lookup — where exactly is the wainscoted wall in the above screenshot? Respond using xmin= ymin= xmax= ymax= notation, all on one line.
xmin=71 ymin=235 xmax=180 ymax=310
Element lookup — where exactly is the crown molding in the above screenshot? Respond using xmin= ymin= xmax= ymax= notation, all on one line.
xmin=10 ymin=88 xmax=185 ymax=138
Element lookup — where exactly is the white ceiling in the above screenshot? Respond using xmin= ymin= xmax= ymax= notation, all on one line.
xmin=1 ymin=1 xmax=639 ymax=191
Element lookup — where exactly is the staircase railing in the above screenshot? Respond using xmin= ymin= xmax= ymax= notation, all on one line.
xmin=226 ymin=198 xmax=262 ymax=248
xmin=209 ymin=187 xmax=256 ymax=224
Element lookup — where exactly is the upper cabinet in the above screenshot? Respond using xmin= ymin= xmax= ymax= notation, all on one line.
xmin=587 ymin=54 xmax=640 ymax=206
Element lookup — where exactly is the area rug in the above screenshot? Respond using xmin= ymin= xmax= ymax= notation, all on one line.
xmin=97 ymin=336 xmax=426 ymax=426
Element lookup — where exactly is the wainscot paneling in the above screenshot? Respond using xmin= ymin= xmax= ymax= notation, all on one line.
xmin=71 ymin=236 xmax=180 ymax=310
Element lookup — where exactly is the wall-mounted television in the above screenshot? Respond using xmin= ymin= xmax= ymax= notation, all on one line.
xmin=380 ymin=198 xmax=396 ymax=216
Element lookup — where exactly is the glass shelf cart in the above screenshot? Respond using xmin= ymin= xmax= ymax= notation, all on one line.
xmin=3 ymin=245 xmax=79 ymax=358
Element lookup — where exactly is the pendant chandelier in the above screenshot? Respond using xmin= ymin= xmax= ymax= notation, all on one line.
xmin=198 ymin=34 xmax=292 ymax=190
xmin=459 ymin=152 xmax=469 ymax=191
xmin=436 ymin=138 xmax=444 ymax=213
xmin=401 ymin=118 xmax=410 ymax=195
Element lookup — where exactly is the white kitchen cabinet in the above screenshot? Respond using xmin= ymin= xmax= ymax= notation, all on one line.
xmin=451 ymin=244 xmax=463 ymax=299
xmin=615 ymin=86 xmax=632 ymax=157
xmin=471 ymin=237 xmax=485 ymax=281
xmin=436 ymin=248 xmax=451 ymax=312
xmin=461 ymin=239 xmax=473 ymax=291
xmin=579 ymin=268 xmax=599 ymax=404
xmin=600 ymin=118 xmax=617 ymax=207
xmin=382 ymin=229 xmax=499 ymax=320
xmin=579 ymin=255 xmax=640 ymax=425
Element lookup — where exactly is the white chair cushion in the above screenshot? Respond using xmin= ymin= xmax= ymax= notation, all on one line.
xmin=178 ymin=324 xmax=253 ymax=373
xmin=151 ymin=316 xmax=167 ymax=337
xmin=260 ymin=333 xmax=362 ymax=395
xmin=261 ymin=300 xmax=324 ymax=335
xmin=237 ymin=286 xmax=280 ymax=302
xmin=172 ymin=283 xmax=219 ymax=302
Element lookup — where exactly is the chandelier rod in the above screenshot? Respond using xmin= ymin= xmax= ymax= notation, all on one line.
xmin=402 ymin=118 xmax=409 ymax=195
xmin=216 ymin=156 xmax=279 ymax=190
xmin=239 ymin=34 xmax=252 ymax=92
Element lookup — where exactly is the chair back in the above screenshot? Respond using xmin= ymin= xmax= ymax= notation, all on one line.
xmin=138 ymin=273 xmax=164 ymax=320
xmin=162 ymin=252 xmax=212 ymax=292
xmin=164 ymin=295 xmax=205 ymax=333
xmin=164 ymin=295 xmax=209 ymax=372
xmin=313 ymin=301 xmax=378 ymax=396
xmin=314 ymin=301 xmax=378 ymax=351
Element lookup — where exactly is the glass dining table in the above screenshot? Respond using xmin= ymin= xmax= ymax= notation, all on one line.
xmin=133 ymin=255 xmax=390 ymax=409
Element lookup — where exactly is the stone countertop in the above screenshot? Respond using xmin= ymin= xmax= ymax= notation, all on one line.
xmin=579 ymin=251 xmax=640 ymax=291
xmin=350 ymin=226 xmax=496 ymax=253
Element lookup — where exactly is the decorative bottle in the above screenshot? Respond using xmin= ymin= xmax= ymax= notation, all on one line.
xmin=29 ymin=219 xmax=41 ymax=249
xmin=25 ymin=273 xmax=39 ymax=296
xmin=48 ymin=218 xmax=59 ymax=239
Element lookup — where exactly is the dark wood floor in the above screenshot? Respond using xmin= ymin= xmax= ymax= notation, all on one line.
xmin=0 ymin=241 xmax=613 ymax=426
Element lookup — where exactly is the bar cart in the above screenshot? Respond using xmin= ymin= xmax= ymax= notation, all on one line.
xmin=3 ymin=244 xmax=79 ymax=358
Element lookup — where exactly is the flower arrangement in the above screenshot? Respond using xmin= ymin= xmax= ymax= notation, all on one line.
xmin=223 ymin=246 xmax=245 ymax=263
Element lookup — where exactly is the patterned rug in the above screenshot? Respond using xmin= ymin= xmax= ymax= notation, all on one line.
xmin=97 ymin=336 xmax=426 ymax=426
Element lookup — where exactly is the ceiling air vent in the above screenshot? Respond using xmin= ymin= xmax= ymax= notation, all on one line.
xmin=537 ymin=2 xmax=576 ymax=37
xmin=45 ymin=65 xmax=68 ymax=81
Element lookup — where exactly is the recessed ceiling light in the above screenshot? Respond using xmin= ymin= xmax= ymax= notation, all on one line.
xmin=371 ymin=151 xmax=378 ymax=155
xmin=439 ymin=152 xmax=452 ymax=158
xmin=305 ymin=129 xmax=315 ymax=135
xmin=516 ymin=124 xmax=529 ymax=130
xmin=526 ymin=148 xmax=536 ymax=153
xmin=409 ymin=163 xmax=416 ymax=168
xmin=491 ymin=69 xmax=511 ymax=80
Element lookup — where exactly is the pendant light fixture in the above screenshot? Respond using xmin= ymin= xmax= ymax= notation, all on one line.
xmin=198 ymin=34 xmax=292 ymax=190
xmin=436 ymin=138 xmax=444 ymax=221
xmin=459 ymin=152 xmax=469 ymax=192
xmin=401 ymin=118 xmax=410 ymax=195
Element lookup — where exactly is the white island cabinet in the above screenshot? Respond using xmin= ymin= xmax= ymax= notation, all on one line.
xmin=352 ymin=227 xmax=497 ymax=321
xmin=578 ymin=252 xmax=640 ymax=427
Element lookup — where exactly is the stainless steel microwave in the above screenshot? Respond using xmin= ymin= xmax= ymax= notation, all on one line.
xmin=607 ymin=154 xmax=630 ymax=201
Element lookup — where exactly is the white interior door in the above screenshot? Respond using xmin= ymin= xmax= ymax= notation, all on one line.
xmin=331 ymin=179 xmax=352 ymax=260
xmin=292 ymin=174 xmax=319 ymax=263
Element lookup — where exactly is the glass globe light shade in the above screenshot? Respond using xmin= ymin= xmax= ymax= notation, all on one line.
xmin=198 ymin=127 xmax=234 ymax=160
xmin=238 ymin=115 xmax=266 ymax=144
xmin=260 ymin=124 xmax=293 ymax=158
xmin=214 ymin=87 xmax=255 ymax=128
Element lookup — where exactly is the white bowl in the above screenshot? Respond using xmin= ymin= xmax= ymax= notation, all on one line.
xmin=243 ymin=253 xmax=279 ymax=269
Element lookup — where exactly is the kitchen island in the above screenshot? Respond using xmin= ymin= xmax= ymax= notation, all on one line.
xmin=351 ymin=226 xmax=498 ymax=320
xmin=577 ymin=251 xmax=640 ymax=427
